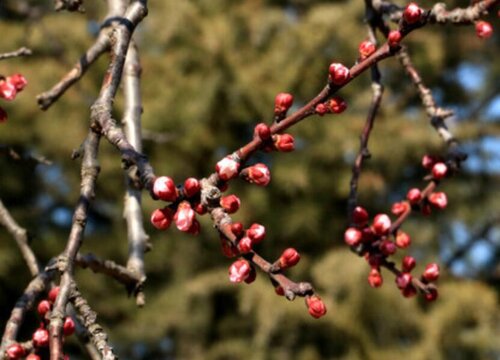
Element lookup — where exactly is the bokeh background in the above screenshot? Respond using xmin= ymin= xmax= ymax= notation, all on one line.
xmin=1 ymin=0 xmax=499 ymax=359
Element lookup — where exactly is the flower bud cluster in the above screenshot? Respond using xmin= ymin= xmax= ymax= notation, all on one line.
xmin=0 ymin=73 xmax=28 ymax=124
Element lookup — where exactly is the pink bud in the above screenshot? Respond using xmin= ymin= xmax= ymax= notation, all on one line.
xmin=228 ymin=259 xmax=251 ymax=283
xmin=328 ymin=96 xmax=347 ymax=114
xmin=220 ymin=194 xmax=241 ymax=214
xmin=32 ymin=328 xmax=49 ymax=347
xmin=432 ymin=162 xmax=447 ymax=179
xmin=183 ymin=178 xmax=200 ymax=198
xmin=247 ymin=223 xmax=266 ymax=244
xmin=388 ymin=30 xmax=402 ymax=46
xmin=328 ymin=62 xmax=350 ymax=85
xmin=428 ymin=192 xmax=447 ymax=210
xmin=0 ymin=107 xmax=7 ymax=123
xmin=174 ymin=201 xmax=195 ymax=232
xmin=150 ymin=207 xmax=173 ymax=230
xmin=421 ymin=154 xmax=437 ymax=169
xmin=368 ymin=268 xmax=383 ymax=288
xmin=153 ymin=176 xmax=178 ymax=202
xmin=274 ymin=92 xmax=294 ymax=114
xmin=424 ymin=288 xmax=438 ymax=301
xmin=237 ymin=236 xmax=253 ymax=253
xmin=37 ymin=300 xmax=51 ymax=317
xmin=422 ymin=263 xmax=440 ymax=282
xmin=273 ymin=133 xmax=295 ymax=152
xmin=63 ymin=317 xmax=75 ymax=336
xmin=475 ymin=21 xmax=493 ymax=39
xmin=315 ymin=103 xmax=328 ymax=116
xmin=391 ymin=201 xmax=408 ymax=216
xmin=216 ymin=156 xmax=240 ymax=181
xmin=403 ymin=2 xmax=423 ymax=24
xmin=358 ymin=40 xmax=376 ymax=59
xmin=372 ymin=213 xmax=391 ymax=235
xmin=193 ymin=202 xmax=207 ymax=215
xmin=402 ymin=256 xmax=416 ymax=272
xmin=352 ymin=206 xmax=369 ymax=225
xmin=395 ymin=230 xmax=411 ymax=249
xmin=406 ymin=188 xmax=422 ymax=204
xmin=230 ymin=222 xmax=244 ymax=238
xmin=6 ymin=344 xmax=25 ymax=359
xmin=6 ymin=74 xmax=28 ymax=91
xmin=0 ymin=80 xmax=17 ymax=101
xmin=306 ymin=295 xmax=327 ymax=319
xmin=380 ymin=240 xmax=397 ymax=256
xmin=254 ymin=123 xmax=271 ymax=140
xmin=395 ymin=272 xmax=413 ymax=289
xmin=48 ymin=287 xmax=59 ymax=303
xmin=245 ymin=163 xmax=271 ymax=186
xmin=26 ymin=354 xmax=41 ymax=360
xmin=279 ymin=248 xmax=300 ymax=268
xmin=344 ymin=227 xmax=363 ymax=246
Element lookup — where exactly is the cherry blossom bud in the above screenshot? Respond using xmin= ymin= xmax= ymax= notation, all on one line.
xmin=432 ymin=162 xmax=447 ymax=179
xmin=421 ymin=154 xmax=436 ymax=169
xmin=328 ymin=62 xmax=350 ymax=85
xmin=6 ymin=74 xmax=28 ymax=91
xmin=237 ymin=236 xmax=253 ymax=253
xmin=380 ymin=240 xmax=397 ymax=255
xmin=26 ymin=354 xmax=41 ymax=360
xmin=230 ymin=222 xmax=244 ymax=238
xmin=368 ymin=268 xmax=383 ymax=288
xmin=183 ymin=178 xmax=200 ymax=197
xmin=150 ymin=207 xmax=174 ymax=230
xmin=216 ymin=156 xmax=240 ymax=181
xmin=37 ymin=300 xmax=51 ymax=317
xmin=63 ymin=317 xmax=75 ymax=336
xmin=328 ymin=96 xmax=347 ymax=114
xmin=275 ymin=286 xmax=285 ymax=296
xmin=395 ymin=272 xmax=413 ymax=289
xmin=400 ymin=258 xmax=415 ymax=275
xmin=6 ymin=344 xmax=25 ymax=359
xmin=0 ymin=107 xmax=7 ymax=123
xmin=344 ymin=227 xmax=363 ymax=246
xmin=359 ymin=40 xmax=376 ymax=59
xmin=48 ymin=287 xmax=59 ymax=303
xmin=315 ymin=103 xmax=328 ymax=116
xmin=403 ymin=2 xmax=423 ymax=24
xmin=174 ymin=201 xmax=195 ymax=232
xmin=244 ymin=163 xmax=271 ymax=186
xmin=0 ymin=80 xmax=17 ymax=101
xmin=220 ymin=194 xmax=241 ymax=214
xmin=422 ymin=263 xmax=440 ymax=282
xmin=367 ymin=254 xmax=382 ymax=268
xmin=228 ymin=259 xmax=251 ymax=283
xmin=391 ymin=201 xmax=408 ymax=216
xmin=395 ymin=230 xmax=411 ymax=249
xmin=247 ymin=223 xmax=266 ymax=244
xmin=428 ymin=192 xmax=447 ymax=210
xmin=254 ymin=123 xmax=271 ymax=140
xmin=372 ymin=213 xmax=391 ymax=235
xmin=424 ymin=288 xmax=438 ymax=301
xmin=244 ymin=265 xmax=257 ymax=284
xmin=352 ymin=206 xmax=369 ymax=225
xmin=220 ymin=238 xmax=238 ymax=258
xmin=279 ymin=248 xmax=300 ymax=268
xmin=475 ymin=21 xmax=493 ymax=39
xmin=402 ymin=284 xmax=417 ymax=298
xmin=32 ymin=328 xmax=49 ymax=347
xmin=273 ymin=133 xmax=295 ymax=152
xmin=362 ymin=227 xmax=376 ymax=242
xmin=153 ymin=176 xmax=178 ymax=202
xmin=406 ymin=188 xmax=422 ymax=204
xmin=306 ymin=296 xmax=327 ymax=319
xmin=274 ymin=92 xmax=294 ymax=114
xmin=193 ymin=202 xmax=207 ymax=215
xmin=388 ymin=30 xmax=402 ymax=47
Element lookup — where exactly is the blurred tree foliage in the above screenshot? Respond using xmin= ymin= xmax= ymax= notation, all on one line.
xmin=0 ymin=0 xmax=499 ymax=359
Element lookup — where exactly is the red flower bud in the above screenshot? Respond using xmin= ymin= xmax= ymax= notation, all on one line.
xmin=216 ymin=156 xmax=240 ymax=181
xmin=344 ymin=227 xmax=363 ymax=246
xmin=6 ymin=344 xmax=25 ymax=359
xmin=237 ymin=236 xmax=253 ymax=253
xmin=362 ymin=227 xmax=376 ymax=242
xmin=391 ymin=201 xmax=408 ymax=216
xmin=0 ymin=80 xmax=17 ymax=101
xmin=63 ymin=317 xmax=75 ymax=336
xmin=7 ymin=74 xmax=28 ymax=91
xmin=26 ymin=354 xmax=41 ymax=360
xmin=32 ymin=328 xmax=49 ymax=347
xmin=306 ymin=295 xmax=327 ymax=319
xmin=37 ymin=300 xmax=51 ymax=317
xmin=428 ymin=192 xmax=447 ymax=210
xmin=273 ymin=133 xmax=295 ymax=152
xmin=0 ymin=107 xmax=7 ymax=123
xmin=315 ymin=103 xmax=328 ymax=116
xmin=395 ymin=230 xmax=411 ymax=249
xmin=402 ymin=284 xmax=417 ymax=298
xmin=150 ymin=207 xmax=174 ymax=230
xmin=352 ymin=206 xmax=369 ymax=225
xmin=220 ymin=237 xmax=238 ymax=258
xmin=475 ymin=21 xmax=493 ymax=39
xmin=48 ymin=287 xmax=59 ymax=303
xmin=174 ymin=201 xmax=195 ymax=232
xmin=422 ymin=263 xmax=440 ymax=282
xmin=406 ymin=188 xmax=422 ymax=204
xmin=220 ymin=194 xmax=241 ymax=214
xmin=245 ymin=163 xmax=271 ymax=186
xmin=230 ymin=222 xmax=244 ymax=238
xmin=247 ymin=223 xmax=266 ymax=244
xmin=432 ymin=162 xmax=447 ymax=179
xmin=254 ymin=123 xmax=271 ymax=140
xmin=368 ymin=268 xmax=383 ymax=288
xmin=358 ymin=40 xmax=376 ymax=59
xmin=403 ymin=2 xmax=423 ymax=24
xmin=402 ymin=256 xmax=416 ymax=272
xmin=388 ymin=30 xmax=402 ymax=47
xmin=279 ymin=248 xmax=300 ymax=268
xmin=244 ymin=265 xmax=257 ymax=284
xmin=380 ymin=240 xmax=397 ymax=256
xmin=424 ymin=288 xmax=438 ymax=301
xmin=328 ymin=62 xmax=350 ymax=85
xmin=153 ymin=176 xmax=178 ymax=202
xmin=372 ymin=213 xmax=391 ymax=235
xmin=328 ymin=96 xmax=347 ymax=114
xmin=228 ymin=259 xmax=251 ymax=283
xmin=367 ymin=254 xmax=382 ymax=268
xmin=183 ymin=178 xmax=200 ymax=198
xmin=421 ymin=154 xmax=437 ymax=169
xmin=275 ymin=286 xmax=285 ymax=296
xmin=395 ymin=272 xmax=413 ymax=289
xmin=274 ymin=92 xmax=294 ymax=114
xmin=193 ymin=202 xmax=207 ymax=215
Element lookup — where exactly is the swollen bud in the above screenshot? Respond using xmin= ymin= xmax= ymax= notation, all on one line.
xmin=403 ymin=2 xmax=423 ymax=24
xmin=388 ymin=30 xmax=402 ymax=47
xmin=274 ymin=92 xmax=294 ymax=114
xmin=344 ymin=227 xmax=363 ymax=246
xmin=32 ymin=328 xmax=49 ymax=347
xmin=402 ymin=256 xmax=416 ymax=272
xmin=254 ymin=123 xmax=271 ymax=140
xmin=406 ymin=188 xmax=422 ymax=204
xmin=368 ymin=268 xmax=383 ymax=288
xmin=352 ymin=206 xmax=369 ymax=226
xmin=247 ymin=223 xmax=266 ymax=244
xmin=6 ymin=74 xmax=28 ymax=91
xmin=63 ymin=317 xmax=75 ymax=336
xmin=432 ymin=162 xmax=447 ymax=179
xmin=243 ymin=163 xmax=271 ymax=186
xmin=358 ymin=40 xmax=376 ymax=59
xmin=183 ymin=178 xmax=201 ymax=198
xmin=174 ymin=201 xmax=195 ymax=232
xmin=273 ymin=133 xmax=295 ymax=152
xmin=395 ymin=230 xmax=411 ymax=249
xmin=216 ymin=156 xmax=240 ymax=181
xmin=150 ymin=207 xmax=174 ymax=230
xmin=306 ymin=295 xmax=327 ymax=319
xmin=475 ymin=21 xmax=493 ymax=39
xmin=428 ymin=192 xmax=447 ymax=210
xmin=372 ymin=214 xmax=392 ymax=235
xmin=153 ymin=176 xmax=178 ymax=202
xmin=422 ymin=263 xmax=440 ymax=282
xmin=279 ymin=248 xmax=301 ymax=269
xmin=328 ymin=63 xmax=350 ymax=85
xmin=228 ymin=259 xmax=251 ymax=283
xmin=220 ymin=194 xmax=241 ymax=214
xmin=37 ymin=300 xmax=51 ymax=317
xmin=328 ymin=96 xmax=347 ymax=114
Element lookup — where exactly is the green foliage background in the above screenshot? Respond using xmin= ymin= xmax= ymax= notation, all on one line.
xmin=0 ymin=0 xmax=499 ymax=359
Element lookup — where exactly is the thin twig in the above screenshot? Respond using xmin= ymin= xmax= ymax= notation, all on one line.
xmin=0 ymin=47 xmax=32 ymax=61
